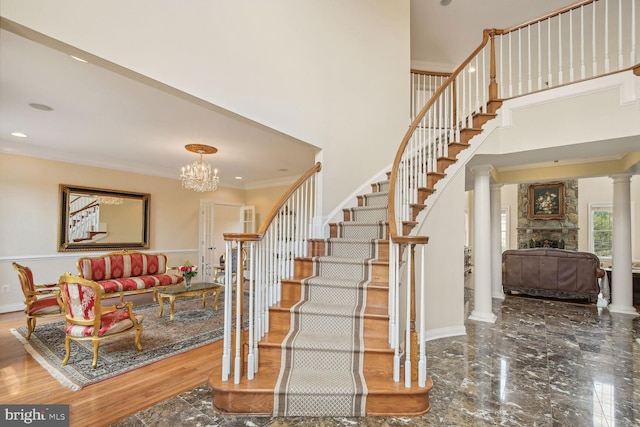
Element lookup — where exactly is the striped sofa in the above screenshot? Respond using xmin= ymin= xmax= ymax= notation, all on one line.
xmin=76 ymin=250 xmax=183 ymax=300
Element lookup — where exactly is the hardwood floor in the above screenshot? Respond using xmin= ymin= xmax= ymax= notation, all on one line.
xmin=0 ymin=293 xmax=221 ymax=427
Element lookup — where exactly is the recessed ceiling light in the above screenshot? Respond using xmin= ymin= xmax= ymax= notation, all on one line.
xmin=11 ymin=132 xmax=27 ymax=138
xmin=70 ymin=55 xmax=88 ymax=63
xmin=278 ymin=168 xmax=288 ymax=172
xmin=235 ymin=176 xmax=243 ymax=180
xmin=29 ymin=103 xmax=54 ymax=111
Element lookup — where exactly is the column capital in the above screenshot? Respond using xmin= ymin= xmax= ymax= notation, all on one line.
xmin=470 ymin=164 xmax=493 ymax=176
xmin=610 ymin=173 xmax=632 ymax=183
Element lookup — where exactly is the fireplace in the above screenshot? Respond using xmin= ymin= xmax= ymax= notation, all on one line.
xmin=516 ymin=180 xmax=578 ymax=250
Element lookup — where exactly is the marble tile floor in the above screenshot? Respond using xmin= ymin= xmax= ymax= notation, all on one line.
xmin=112 ymin=293 xmax=640 ymax=426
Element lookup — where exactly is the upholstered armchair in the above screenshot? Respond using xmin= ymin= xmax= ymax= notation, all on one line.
xmin=12 ymin=262 xmax=63 ymax=339
xmin=213 ymin=247 xmax=247 ymax=285
xmin=58 ymin=273 xmax=144 ymax=369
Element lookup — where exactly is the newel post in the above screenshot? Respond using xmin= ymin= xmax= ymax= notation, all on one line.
xmin=488 ymin=29 xmax=498 ymax=102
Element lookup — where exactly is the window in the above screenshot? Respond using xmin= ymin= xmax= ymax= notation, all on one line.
xmin=590 ymin=204 xmax=613 ymax=258
xmin=501 ymin=207 xmax=510 ymax=251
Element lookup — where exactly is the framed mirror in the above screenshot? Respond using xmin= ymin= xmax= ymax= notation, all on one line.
xmin=58 ymin=184 xmax=150 ymax=252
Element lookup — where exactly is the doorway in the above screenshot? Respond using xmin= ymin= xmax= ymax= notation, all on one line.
xmin=199 ymin=202 xmax=254 ymax=283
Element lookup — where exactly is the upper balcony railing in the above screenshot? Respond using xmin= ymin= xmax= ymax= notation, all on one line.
xmin=389 ymin=0 xmax=638 ymax=388
xmin=219 ymin=162 xmax=322 ymax=384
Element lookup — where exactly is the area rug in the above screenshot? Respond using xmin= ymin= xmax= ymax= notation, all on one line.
xmin=11 ymin=293 xmax=238 ymax=391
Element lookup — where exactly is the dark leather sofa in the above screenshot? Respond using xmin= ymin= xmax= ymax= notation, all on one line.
xmin=502 ymin=248 xmax=604 ymax=302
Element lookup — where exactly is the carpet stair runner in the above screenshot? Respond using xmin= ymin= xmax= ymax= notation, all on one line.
xmin=272 ymin=190 xmax=387 ymax=417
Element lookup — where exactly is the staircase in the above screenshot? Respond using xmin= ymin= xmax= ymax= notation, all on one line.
xmin=209 ymin=103 xmax=503 ymax=415
xmin=210 ymin=174 xmax=431 ymax=415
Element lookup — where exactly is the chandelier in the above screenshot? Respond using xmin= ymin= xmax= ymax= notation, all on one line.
xmin=98 ymin=196 xmax=124 ymax=205
xmin=180 ymin=144 xmax=219 ymax=192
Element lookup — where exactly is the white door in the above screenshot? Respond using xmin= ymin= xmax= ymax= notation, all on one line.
xmin=241 ymin=205 xmax=256 ymax=233
xmin=199 ymin=201 xmax=216 ymax=283
xmin=199 ymin=202 xmax=246 ymax=282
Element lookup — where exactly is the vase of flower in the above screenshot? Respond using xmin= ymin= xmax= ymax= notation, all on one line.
xmin=179 ymin=261 xmax=197 ymax=289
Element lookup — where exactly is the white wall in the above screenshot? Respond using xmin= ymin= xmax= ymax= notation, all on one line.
xmin=417 ymin=170 xmax=466 ymax=339
xmin=0 ymin=0 xmax=411 ymax=218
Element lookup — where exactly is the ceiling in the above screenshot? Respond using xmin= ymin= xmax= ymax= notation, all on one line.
xmin=0 ymin=1 xmax=591 ymax=189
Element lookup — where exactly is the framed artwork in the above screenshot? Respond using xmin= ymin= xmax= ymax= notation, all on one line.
xmin=528 ymin=182 xmax=566 ymax=220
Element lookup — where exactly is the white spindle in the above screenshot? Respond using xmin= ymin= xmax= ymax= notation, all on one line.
xmin=618 ymin=0 xmax=624 ymax=69
xmin=418 ymin=244 xmax=427 ymax=388
xmin=580 ymin=6 xmax=586 ymax=79
xmin=392 ymin=243 xmax=400 ymax=382
xmin=631 ymin=0 xmax=637 ymax=66
xmin=508 ymin=31 xmax=513 ymax=97
xmin=593 ymin=2 xmax=598 ymax=76
xmin=404 ymin=243 xmax=412 ymax=388
xmin=605 ymin=0 xmax=610 ymax=72
xmin=537 ymin=21 xmax=542 ymax=90
xmin=527 ymin=25 xmax=532 ymax=93
xmin=569 ymin=8 xmax=575 ymax=82
xmin=247 ymin=242 xmax=255 ymax=379
xmin=558 ymin=13 xmax=564 ymax=85
xmin=518 ymin=28 xmax=523 ymax=95
xmin=548 ymin=17 xmax=553 ymax=87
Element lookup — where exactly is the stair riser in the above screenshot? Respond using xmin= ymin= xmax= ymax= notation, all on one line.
xmin=473 ymin=113 xmax=496 ymax=128
xmin=212 ymin=381 xmax=431 ymax=417
xmin=372 ymin=181 xmax=390 ymax=193
xmin=365 ymin=392 xmax=431 ymax=416
xmin=328 ymin=242 xmax=376 ymax=259
xmin=213 ymin=392 xmax=273 ymax=415
xmin=307 ymin=239 xmax=327 ymax=257
xmin=294 ymin=259 xmax=388 ymax=285
xmin=269 ymin=310 xmax=389 ymax=341
xmin=357 ymin=194 xmax=388 ymax=207
xmin=447 ymin=143 xmax=469 ymax=158
xmin=459 ymin=128 xmax=481 ymax=144
xmin=345 ymin=208 xmax=388 ymax=223
xmin=437 ymin=157 xmax=456 ymax=174
xmin=258 ymin=345 xmax=395 ymax=376
xmin=338 ymin=223 xmax=387 ymax=240
xmin=281 ymin=281 xmax=389 ymax=310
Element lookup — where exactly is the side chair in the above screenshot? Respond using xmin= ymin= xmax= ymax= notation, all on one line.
xmin=58 ymin=273 xmax=144 ymax=369
xmin=12 ymin=262 xmax=64 ymax=339
xmin=213 ymin=247 xmax=247 ymax=285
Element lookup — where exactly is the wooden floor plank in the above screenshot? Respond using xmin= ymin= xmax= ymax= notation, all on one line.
xmin=0 ymin=294 xmax=222 ymax=427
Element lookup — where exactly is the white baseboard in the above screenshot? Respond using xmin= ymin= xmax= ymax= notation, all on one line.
xmin=423 ymin=325 xmax=466 ymax=342
xmin=1 ymin=303 xmax=24 ymax=314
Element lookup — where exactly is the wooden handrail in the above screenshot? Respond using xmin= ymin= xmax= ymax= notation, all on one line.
xmin=410 ymin=69 xmax=452 ymax=77
xmin=503 ymin=0 xmax=594 ymax=33
xmin=387 ymin=29 xmax=493 ymax=242
xmin=223 ymin=161 xmax=322 ymax=242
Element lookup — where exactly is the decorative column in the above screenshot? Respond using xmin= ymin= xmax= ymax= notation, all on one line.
xmin=608 ymin=174 xmax=637 ymax=315
xmin=469 ymin=165 xmax=497 ymax=323
xmin=491 ymin=184 xmax=504 ymax=300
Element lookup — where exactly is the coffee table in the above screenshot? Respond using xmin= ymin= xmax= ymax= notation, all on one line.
xmin=156 ymin=282 xmax=221 ymax=321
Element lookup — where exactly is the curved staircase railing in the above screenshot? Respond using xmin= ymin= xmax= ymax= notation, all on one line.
xmin=388 ymin=0 xmax=638 ymax=388
xmin=220 ymin=161 xmax=322 ymax=384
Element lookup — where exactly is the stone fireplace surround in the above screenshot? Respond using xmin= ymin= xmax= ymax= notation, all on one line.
xmin=517 ymin=180 xmax=578 ymax=250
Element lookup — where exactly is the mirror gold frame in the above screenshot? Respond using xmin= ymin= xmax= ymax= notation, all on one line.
xmin=58 ymin=184 xmax=150 ymax=252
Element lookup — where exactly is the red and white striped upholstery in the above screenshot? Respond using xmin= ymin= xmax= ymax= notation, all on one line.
xmin=59 ymin=274 xmax=144 ymax=369
xmin=77 ymin=251 xmax=182 ymax=296
xmin=13 ymin=262 xmax=63 ymax=339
